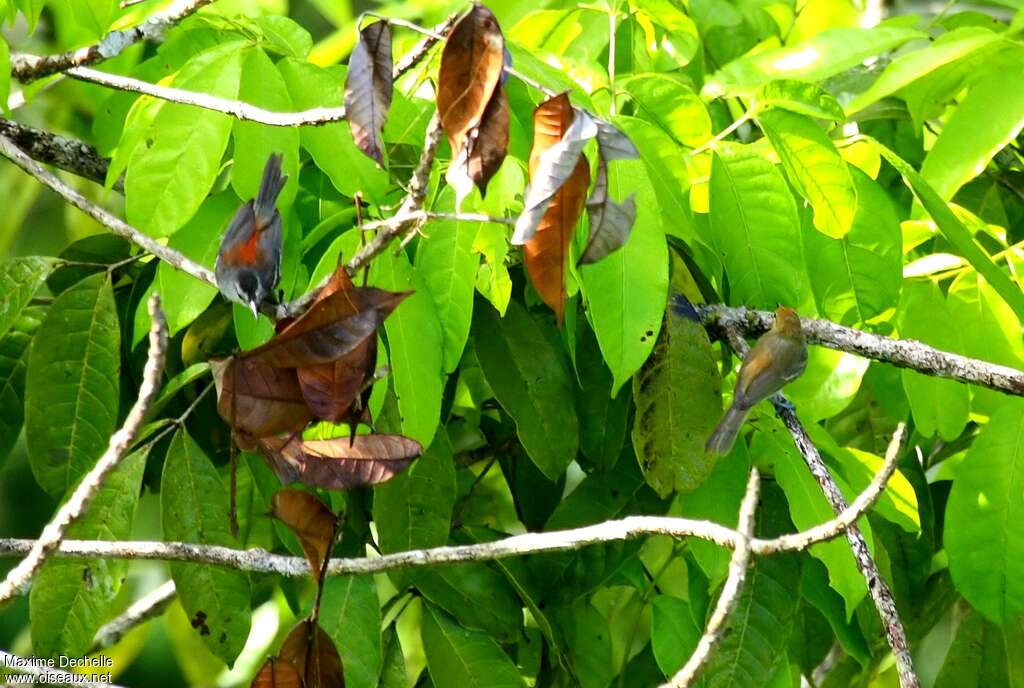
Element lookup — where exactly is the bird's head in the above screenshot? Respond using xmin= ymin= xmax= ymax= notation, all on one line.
xmin=772 ymin=306 xmax=802 ymax=338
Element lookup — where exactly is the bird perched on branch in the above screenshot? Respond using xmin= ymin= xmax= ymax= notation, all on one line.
xmin=215 ymin=154 xmax=286 ymax=319
xmin=705 ymin=306 xmax=808 ymax=455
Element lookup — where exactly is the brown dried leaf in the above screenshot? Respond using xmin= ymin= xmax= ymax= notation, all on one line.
xmin=345 ymin=21 xmax=393 ymax=166
xmin=251 ymin=657 xmax=303 ymax=688
xmin=259 ymin=434 xmax=421 ymax=490
xmin=521 ymin=94 xmax=591 ymax=324
xmin=437 ymin=4 xmax=505 ymax=157
xmin=271 ymin=489 xmax=337 ymax=579
xmin=297 ymin=335 xmax=376 ymax=424
xmin=279 ymin=619 xmax=345 ymax=688
xmin=211 ymin=357 xmax=314 ymax=440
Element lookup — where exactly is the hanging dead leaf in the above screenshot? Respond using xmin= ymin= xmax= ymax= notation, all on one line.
xmin=593 ymin=118 xmax=639 ymax=161
xmin=279 ymin=619 xmax=345 ymax=688
xmin=346 ymin=21 xmax=393 ymax=166
xmin=271 ymin=489 xmax=338 ymax=579
xmin=211 ymin=357 xmax=314 ymax=442
xmin=578 ymin=157 xmax=637 ymax=265
xmin=259 ymin=434 xmax=421 ymax=490
xmin=251 ymin=657 xmax=303 ymax=688
xmin=437 ymin=4 xmax=505 ymax=158
xmin=511 ymin=93 xmax=597 ymax=246
xmin=297 ymin=335 xmax=376 ymax=424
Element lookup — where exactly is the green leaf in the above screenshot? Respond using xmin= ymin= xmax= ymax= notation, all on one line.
xmin=473 ymin=223 xmax=513 ymax=316
xmin=0 ymin=36 xmax=10 ymax=116
xmin=874 ymin=139 xmax=1024 ymax=321
xmin=759 ymin=108 xmax=857 ymax=238
xmin=784 ymin=347 xmax=869 ymax=423
xmin=474 ymin=300 xmax=579 ymax=480
xmin=921 ymin=68 xmax=1024 ymax=202
xmin=755 ymin=79 xmax=844 ymax=120
xmin=935 ymin=604 xmax=1024 ymax=687
xmin=0 ymin=256 xmax=55 ymax=339
xmin=254 ymin=15 xmax=313 ymax=58
xmin=582 ymin=152 xmax=668 ymax=395
xmin=575 ymin=323 xmax=630 ymax=472
xmin=799 ymin=557 xmax=871 ymax=665
xmin=415 ymin=563 xmax=524 ymax=644
xmin=945 ymin=397 xmax=1024 ymax=624
xmin=632 ymin=300 xmax=723 ymax=497
xmin=802 ymin=168 xmax=901 ymax=325
xmin=379 ymin=626 xmax=407 ymax=688
xmin=899 ymin=280 xmax=970 ymax=441
xmin=621 ymin=73 xmax=711 ymax=147
xmin=708 ymin=148 xmax=802 ymax=309
xmin=844 ymin=27 xmax=1003 ymax=115
xmin=30 ymin=448 xmax=147 ymax=658
xmin=278 ymin=58 xmax=391 ymax=204
xmin=553 ymin=599 xmax=614 ymax=688
xmin=416 ymin=207 xmax=481 ymax=374
xmin=231 ymin=47 xmax=300 ymax=211
xmin=125 ymin=42 xmax=245 ymax=237
xmin=0 ymin=305 xmax=43 ymax=464
xmin=421 ymin=604 xmax=524 ymax=688
xmin=651 ymin=595 xmax=701 ymax=676
xmin=370 ymin=250 xmax=443 ymax=448
xmin=26 ymin=273 xmax=120 ymax=498
xmin=161 ymin=429 xmax=251 ymax=665
xmin=704 ymin=26 xmax=926 ymax=97
xmin=320 ymin=575 xmax=382 ymax=688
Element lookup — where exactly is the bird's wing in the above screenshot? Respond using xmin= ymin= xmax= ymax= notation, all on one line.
xmin=217 ymin=202 xmax=258 ymax=267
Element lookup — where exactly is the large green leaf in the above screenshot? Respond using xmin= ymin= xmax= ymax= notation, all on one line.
xmin=421 ymin=604 xmax=525 ymax=688
xmin=708 ymin=148 xmax=802 ymax=309
xmin=799 ymin=557 xmax=871 ymax=665
xmin=161 ymin=429 xmax=251 ymax=665
xmin=0 ymin=256 xmax=55 ymax=339
xmin=934 ymin=604 xmax=1024 ymax=687
xmin=26 ymin=272 xmax=120 ymax=498
xmin=946 ymin=397 xmax=1024 ymax=624
xmin=231 ymin=47 xmax=300 ymax=211
xmin=0 ymin=305 xmax=43 ymax=464
xmin=574 ymin=322 xmax=631 ymax=473
xmin=581 ymin=153 xmax=669 ymax=395
xmin=759 ymin=108 xmax=857 ymax=239
xmin=632 ymin=300 xmax=722 ymax=496
xmin=30 ymin=448 xmax=146 ymax=658
xmin=844 ymin=27 xmax=1003 ymax=114
xmin=371 ymin=250 xmax=444 ymax=448
xmin=416 ymin=205 xmax=481 ymax=374
xmin=921 ymin=67 xmax=1024 ymax=201
xmin=278 ymin=58 xmax=391 ymax=204
xmin=703 ymin=26 xmax=925 ymax=96
xmin=320 ymin=575 xmax=382 ymax=688
xmin=651 ymin=595 xmax=701 ymax=677
xmin=474 ymin=300 xmax=579 ymax=480
xmin=414 ymin=563 xmax=524 ymax=644
xmin=125 ymin=42 xmax=245 ymax=238
xmin=621 ymin=73 xmax=711 ymax=147
xmin=802 ymin=168 xmax=901 ymax=325
xmin=899 ymin=280 xmax=970 ymax=441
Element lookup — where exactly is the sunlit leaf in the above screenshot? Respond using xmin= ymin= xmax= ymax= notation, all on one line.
xmin=755 ymin=79 xmax=844 ymax=120
xmin=0 ymin=256 xmax=55 ymax=340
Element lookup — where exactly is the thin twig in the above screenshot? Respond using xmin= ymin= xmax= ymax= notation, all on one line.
xmin=90 ymin=579 xmax=177 ymax=652
xmin=0 ymin=295 xmax=167 ymax=605
xmin=10 ymin=0 xmax=220 ymax=82
xmin=664 ymin=469 xmax=760 ymax=687
xmin=0 ymin=118 xmax=119 ymax=190
xmin=392 ymin=13 xmax=461 ymax=81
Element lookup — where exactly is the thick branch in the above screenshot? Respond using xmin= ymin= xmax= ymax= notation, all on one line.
xmin=91 ymin=580 xmax=177 ymax=652
xmin=701 ymin=304 xmax=1024 ymax=396
xmin=0 ymin=651 xmax=123 ymax=687
xmin=665 ymin=469 xmax=760 ymax=687
xmin=0 ymin=296 xmax=168 ymax=605
xmin=0 ymin=134 xmax=215 ymax=287
xmin=10 ymin=0 xmax=219 ymax=83
xmin=0 ymin=118 xmax=117 ymax=189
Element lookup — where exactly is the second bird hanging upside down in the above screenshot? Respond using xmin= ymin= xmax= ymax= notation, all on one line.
xmin=215 ymin=154 xmax=287 ymax=319
xmin=705 ymin=306 xmax=808 ymax=455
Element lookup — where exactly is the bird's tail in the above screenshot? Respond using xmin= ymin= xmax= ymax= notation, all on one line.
xmin=705 ymin=404 xmax=748 ymax=456
xmin=253 ymin=153 xmax=286 ymax=225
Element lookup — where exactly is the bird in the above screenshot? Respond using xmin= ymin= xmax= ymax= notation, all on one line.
xmin=705 ymin=306 xmax=808 ymax=455
xmin=215 ymin=154 xmax=287 ymax=319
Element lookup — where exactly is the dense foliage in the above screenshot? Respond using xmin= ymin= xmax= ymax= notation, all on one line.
xmin=2 ymin=0 xmax=1024 ymax=686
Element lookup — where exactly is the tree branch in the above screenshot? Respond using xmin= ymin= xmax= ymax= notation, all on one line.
xmin=664 ymin=469 xmax=760 ymax=687
xmin=0 ymin=295 xmax=168 ymax=605
xmin=10 ymin=0 xmax=219 ymax=83
xmin=701 ymin=304 xmax=1024 ymax=396
xmin=0 ymin=118 xmax=118 ymax=190
xmin=90 ymin=580 xmax=177 ymax=652
xmin=392 ymin=13 xmax=461 ymax=81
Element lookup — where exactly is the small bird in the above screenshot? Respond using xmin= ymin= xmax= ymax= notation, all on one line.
xmin=215 ymin=154 xmax=287 ymax=319
xmin=705 ymin=306 xmax=808 ymax=455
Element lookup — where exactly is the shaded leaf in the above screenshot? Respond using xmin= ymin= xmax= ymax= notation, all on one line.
xmin=279 ymin=619 xmax=346 ymax=688
xmin=651 ymin=595 xmax=701 ymax=676
xmin=211 ymin=357 xmax=313 ymax=443
xmin=259 ymin=433 xmax=421 ymax=489
xmin=421 ymin=603 xmax=524 ymax=688
xmin=345 ymin=21 xmax=393 ymax=165
xmin=271 ymin=489 xmax=337 ymax=579
xmin=0 ymin=256 xmax=54 ymax=339
xmin=252 ymin=657 xmax=303 ymax=688
xmin=320 ymin=575 xmax=382 ymax=688
xmin=0 ymin=305 xmax=43 ymax=464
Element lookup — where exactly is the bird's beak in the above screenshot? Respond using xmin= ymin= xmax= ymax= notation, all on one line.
xmin=248 ymin=300 xmax=260 ymax=320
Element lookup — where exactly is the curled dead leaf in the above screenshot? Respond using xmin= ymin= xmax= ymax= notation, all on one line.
xmin=271 ymin=489 xmax=338 ymax=579
xmin=211 ymin=357 xmax=314 ymax=441
xmin=251 ymin=657 xmax=303 ymax=688
xmin=578 ymin=157 xmax=637 ymax=265
xmin=446 ymin=80 xmax=510 ymax=200
xmin=259 ymin=434 xmax=422 ymax=490
xmin=279 ymin=619 xmax=345 ymax=688
xmin=346 ymin=21 xmax=393 ymax=166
